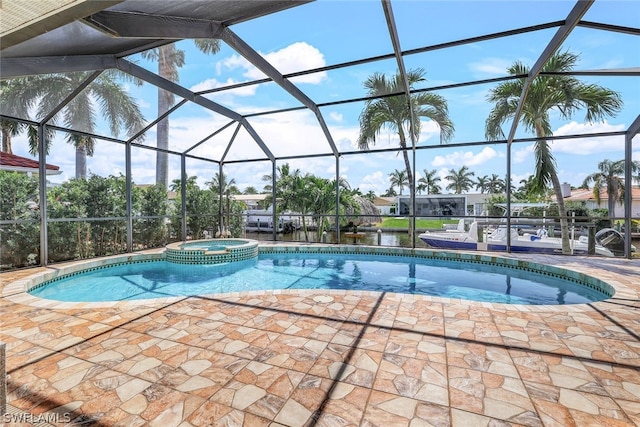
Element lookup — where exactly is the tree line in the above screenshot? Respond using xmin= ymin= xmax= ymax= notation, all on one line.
xmin=0 ymin=164 xmax=368 ymax=269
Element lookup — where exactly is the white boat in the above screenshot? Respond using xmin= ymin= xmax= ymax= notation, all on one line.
xmin=419 ymin=219 xmax=615 ymax=256
xmin=244 ymin=209 xmax=300 ymax=233
xmin=418 ymin=203 xmax=628 ymax=257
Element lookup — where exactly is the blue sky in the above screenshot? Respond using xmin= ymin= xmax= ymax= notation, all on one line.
xmin=14 ymin=0 xmax=640 ymax=195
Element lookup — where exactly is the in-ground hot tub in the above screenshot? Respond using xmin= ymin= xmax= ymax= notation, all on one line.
xmin=165 ymin=238 xmax=258 ymax=264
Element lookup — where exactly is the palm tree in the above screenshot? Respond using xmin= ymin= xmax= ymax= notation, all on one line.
xmin=388 ymin=169 xmax=409 ymax=195
xmin=206 ymin=171 xmax=239 ymax=236
xmin=485 ymin=50 xmax=622 ymax=254
xmin=517 ymin=175 xmax=545 ymax=202
xmin=358 ymin=68 xmax=454 ymax=236
xmin=262 ymin=163 xmax=294 ymax=193
xmin=306 ymin=176 xmax=343 ymax=241
xmin=475 ymin=175 xmax=489 ymax=194
xmin=364 ymin=190 xmax=377 ymax=201
xmin=488 ymin=173 xmax=506 ymax=194
xmin=261 ymin=163 xmax=311 ymax=236
xmin=382 ymin=186 xmax=397 ymax=197
xmin=142 ymin=40 xmax=221 ymax=188
xmin=0 ymin=118 xmax=20 ymax=153
xmin=2 ymin=72 xmax=145 ymax=178
xmin=262 ymin=163 xmax=301 ymax=211
xmin=445 ymin=166 xmax=475 ymax=194
xmin=417 ymin=169 xmax=441 ymax=195
xmin=582 ymin=159 xmax=640 ymax=225
xmin=170 ymin=175 xmax=198 ymax=193
xmin=243 ymin=186 xmax=258 ymax=195
xmin=206 ymin=171 xmax=239 ymax=195
xmin=282 ymin=172 xmax=312 ymax=241
xmin=0 ymin=81 xmax=25 ymax=153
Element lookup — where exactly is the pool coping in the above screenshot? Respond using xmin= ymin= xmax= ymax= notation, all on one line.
xmin=2 ymin=243 xmax=637 ymax=311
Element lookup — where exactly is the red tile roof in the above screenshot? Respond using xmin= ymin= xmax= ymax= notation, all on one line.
xmin=555 ymin=187 xmax=640 ymax=201
xmin=0 ymin=151 xmax=59 ymax=171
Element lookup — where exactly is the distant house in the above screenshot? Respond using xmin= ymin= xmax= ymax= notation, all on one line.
xmin=0 ymin=152 xmax=62 ymax=187
xmin=394 ymin=194 xmax=493 ymax=217
xmin=556 ymin=186 xmax=640 ymax=218
xmin=0 ymin=152 xmax=62 ymax=176
xmin=232 ymin=194 xmax=271 ymax=210
xmin=373 ymin=196 xmax=396 ymax=215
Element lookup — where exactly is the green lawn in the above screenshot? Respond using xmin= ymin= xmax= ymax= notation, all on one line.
xmin=376 ymin=217 xmax=459 ymax=229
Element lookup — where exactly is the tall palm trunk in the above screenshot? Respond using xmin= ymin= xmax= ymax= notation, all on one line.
xmin=536 ymin=125 xmax=571 ymax=254
xmin=549 ymin=170 xmax=571 ymax=254
xmin=301 ymin=209 xmax=309 ymax=242
xmin=76 ymin=144 xmax=87 ymax=179
xmin=156 ymin=110 xmax=169 ymax=187
xmin=1 ymin=127 xmax=12 ymax=153
xmin=156 ymin=48 xmax=172 ymax=188
xmin=398 ymin=128 xmax=414 ymax=238
xmin=607 ymin=190 xmax=617 ymax=227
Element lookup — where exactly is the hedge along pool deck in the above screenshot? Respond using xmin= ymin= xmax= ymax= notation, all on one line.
xmin=0 ymin=243 xmax=639 ymax=426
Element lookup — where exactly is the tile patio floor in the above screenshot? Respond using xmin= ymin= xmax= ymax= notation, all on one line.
xmin=1 ymin=247 xmax=639 ymax=426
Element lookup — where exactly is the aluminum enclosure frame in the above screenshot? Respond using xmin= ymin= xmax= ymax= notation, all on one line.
xmin=1 ymin=0 xmax=638 ymax=264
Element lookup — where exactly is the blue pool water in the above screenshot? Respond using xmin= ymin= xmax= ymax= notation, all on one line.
xmin=180 ymin=240 xmax=246 ymax=251
xmin=30 ymin=253 xmax=609 ymax=305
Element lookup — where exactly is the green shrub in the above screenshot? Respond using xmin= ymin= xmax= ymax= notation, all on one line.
xmin=0 ymin=171 xmax=40 ymax=268
xmin=134 ymin=184 xmax=169 ymax=248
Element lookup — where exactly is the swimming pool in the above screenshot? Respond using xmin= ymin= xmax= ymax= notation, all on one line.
xmin=29 ymin=249 xmax=612 ymax=305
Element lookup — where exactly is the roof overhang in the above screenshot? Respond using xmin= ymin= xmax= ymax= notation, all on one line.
xmin=0 ymin=165 xmax=63 ymax=175
xmin=1 ymin=0 xmax=312 ymax=69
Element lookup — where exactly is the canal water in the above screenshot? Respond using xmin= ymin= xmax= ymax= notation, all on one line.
xmin=244 ymin=230 xmax=640 ymax=254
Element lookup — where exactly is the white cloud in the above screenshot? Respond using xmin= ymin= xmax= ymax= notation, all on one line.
xmin=190 ymin=78 xmax=258 ymax=97
xmin=511 ymin=172 xmax=532 ymax=186
xmin=513 ymin=144 xmax=534 ymax=164
xmin=431 ymin=146 xmax=499 ymax=167
xmin=219 ymin=42 xmax=327 ymax=84
xmin=549 ymin=121 xmax=626 ymax=155
xmin=357 ymin=170 xmax=387 ymax=194
xmin=419 ymin=120 xmax=446 ymax=144
xmin=336 ymin=136 xmax=356 ymax=152
xmin=437 ymin=167 xmax=453 ymax=191
xmin=505 ymin=121 xmax=626 ymax=165
xmin=469 ymin=57 xmax=514 ymax=76
xmin=329 ymin=111 xmax=344 ymax=123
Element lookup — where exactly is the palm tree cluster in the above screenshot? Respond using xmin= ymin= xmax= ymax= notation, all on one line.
xmin=582 ymin=159 xmax=640 ymax=225
xmin=388 ymin=167 xmax=509 ymax=196
xmin=262 ymin=164 xmax=360 ymax=241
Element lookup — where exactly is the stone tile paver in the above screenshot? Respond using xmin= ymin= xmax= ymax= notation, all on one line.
xmin=1 ymin=248 xmax=639 ymax=425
